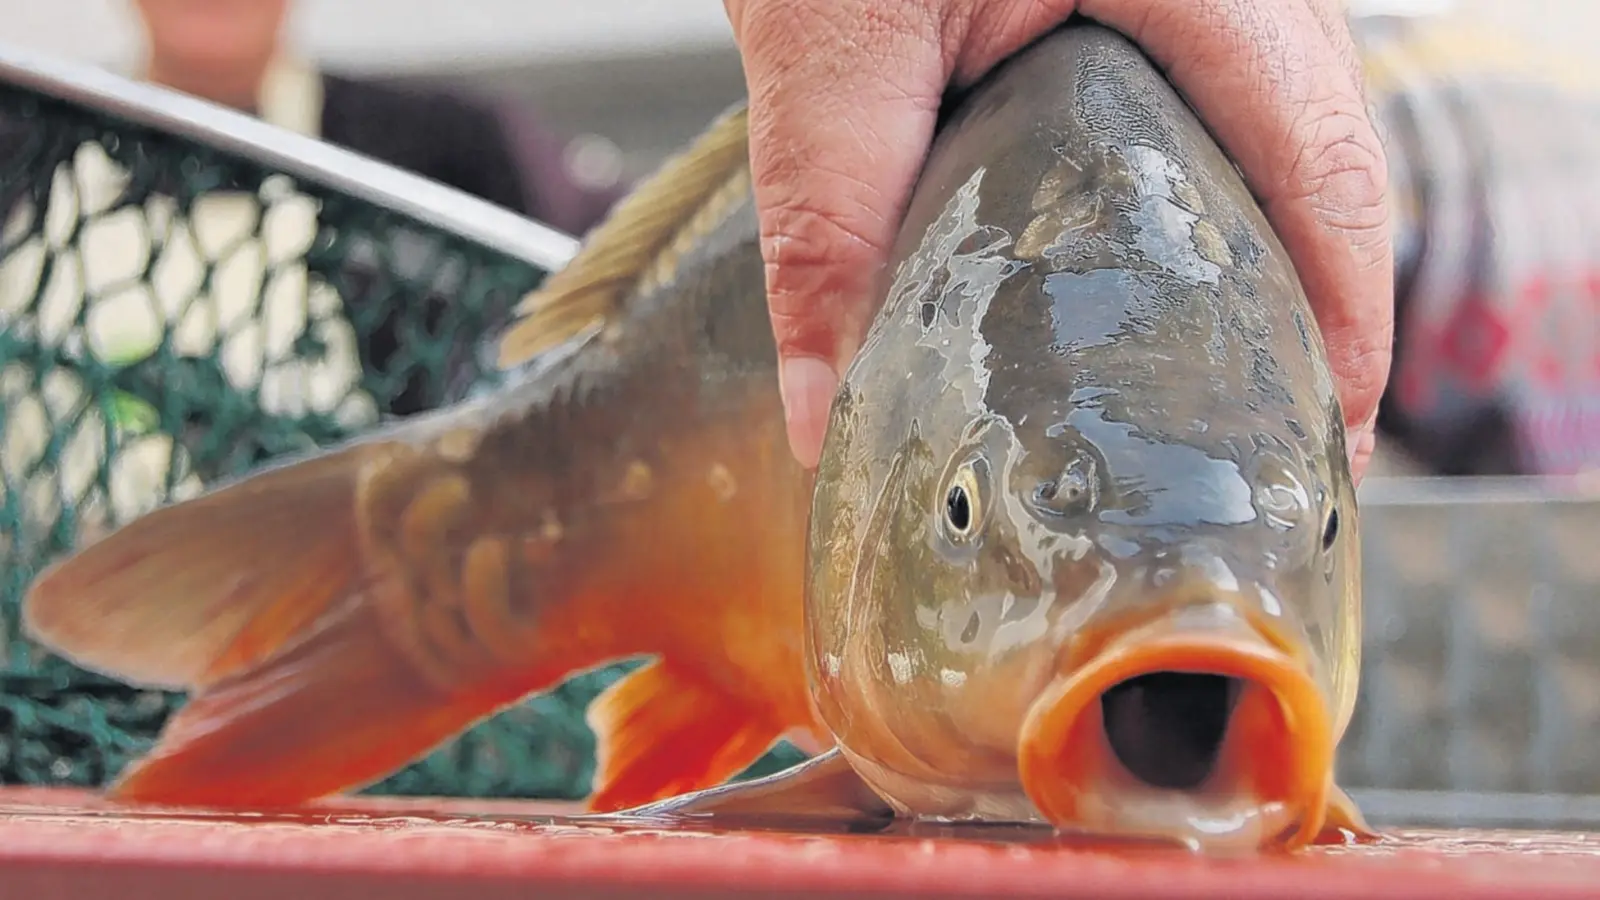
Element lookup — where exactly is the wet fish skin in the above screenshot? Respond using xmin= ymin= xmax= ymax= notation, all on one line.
xmin=647 ymin=23 xmax=1370 ymax=853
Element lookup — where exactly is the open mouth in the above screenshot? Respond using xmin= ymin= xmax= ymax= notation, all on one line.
xmin=1100 ymin=671 xmax=1244 ymax=791
xmin=1016 ymin=606 xmax=1334 ymax=852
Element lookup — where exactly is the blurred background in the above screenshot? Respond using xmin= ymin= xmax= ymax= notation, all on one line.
xmin=0 ymin=0 xmax=744 ymax=189
xmin=0 ymin=0 xmax=1598 ymax=835
xmin=0 ymin=0 xmax=1579 ymax=194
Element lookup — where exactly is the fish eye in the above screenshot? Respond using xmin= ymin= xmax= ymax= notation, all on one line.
xmin=1321 ymin=507 xmax=1339 ymax=551
xmin=946 ymin=484 xmax=972 ymax=532
xmin=942 ymin=461 xmax=986 ymax=540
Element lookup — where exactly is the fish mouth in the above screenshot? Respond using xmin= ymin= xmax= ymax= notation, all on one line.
xmin=1016 ymin=604 xmax=1333 ymax=852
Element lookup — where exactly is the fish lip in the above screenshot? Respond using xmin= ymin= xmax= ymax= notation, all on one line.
xmin=1016 ymin=602 xmax=1334 ymax=851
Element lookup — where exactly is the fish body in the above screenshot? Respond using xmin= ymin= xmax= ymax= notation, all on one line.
xmin=22 ymin=21 xmax=1370 ymax=852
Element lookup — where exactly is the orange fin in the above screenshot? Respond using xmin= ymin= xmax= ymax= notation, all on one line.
xmin=21 ymin=444 xmax=388 ymax=690
xmin=1313 ymin=782 xmax=1382 ymax=845
xmin=604 ymin=748 xmax=894 ymax=824
xmin=108 ymin=600 xmax=539 ymax=809
xmin=22 ymin=408 xmax=573 ymax=809
xmin=585 ymin=659 xmax=785 ymax=812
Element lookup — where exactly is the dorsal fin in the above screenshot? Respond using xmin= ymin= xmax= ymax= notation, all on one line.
xmin=497 ymin=103 xmax=754 ymax=370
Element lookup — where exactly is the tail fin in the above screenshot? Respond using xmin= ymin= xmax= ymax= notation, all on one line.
xmin=23 ymin=444 xmax=388 ymax=691
xmin=21 ymin=428 xmax=553 ymax=809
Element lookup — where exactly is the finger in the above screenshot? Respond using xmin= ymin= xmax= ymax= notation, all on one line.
xmin=1347 ymin=410 xmax=1378 ymax=486
xmin=1298 ymin=2 xmax=1394 ymax=488
xmin=723 ymin=0 xmax=959 ymax=467
xmin=1294 ymin=0 xmax=1392 ymax=487
xmin=1075 ymin=0 xmax=1395 ymax=483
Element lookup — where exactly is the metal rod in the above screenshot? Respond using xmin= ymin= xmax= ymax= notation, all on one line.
xmin=0 ymin=39 xmax=581 ymax=274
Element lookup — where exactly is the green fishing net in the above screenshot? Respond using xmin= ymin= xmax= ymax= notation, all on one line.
xmin=0 ymin=67 xmax=800 ymax=800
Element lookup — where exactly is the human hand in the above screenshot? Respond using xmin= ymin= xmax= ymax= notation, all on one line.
xmin=724 ymin=0 xmax=1392 ymax=481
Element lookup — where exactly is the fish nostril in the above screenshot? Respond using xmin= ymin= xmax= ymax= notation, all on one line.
xmin=1099 ymin=672 xmax=1242 ymax=791
xmin=1030 ymin=454 xmax=1098 ymax=518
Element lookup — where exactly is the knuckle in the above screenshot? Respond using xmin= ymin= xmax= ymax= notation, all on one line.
xmin=1283 ymin=100 xmax=1393 ymax=261
xmin=765 ymin=302 xmax=829 ymax=358
xmin=757 ymin=199 xmax=894 ymax=362
xmin=758 ymin=200 xmax=884 ymax=314
xmin=761 ymin=201 xmax=879 ymax=269
xmin=952 ymin=0 xmax=1080 ymax=81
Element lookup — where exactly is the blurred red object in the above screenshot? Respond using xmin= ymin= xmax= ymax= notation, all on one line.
xmin=2 ymin=788 xmax=1600 ymax=899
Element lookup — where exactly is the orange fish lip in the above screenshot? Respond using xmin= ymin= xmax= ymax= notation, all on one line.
xmin=1016 ymin=604 xmax=1333 ymax=852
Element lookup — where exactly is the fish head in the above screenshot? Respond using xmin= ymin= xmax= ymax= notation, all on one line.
xmin=1002 ymin=396 xmax=1364 ymax=853
xmin=804 ymin=24 xmax=1362 ymax=852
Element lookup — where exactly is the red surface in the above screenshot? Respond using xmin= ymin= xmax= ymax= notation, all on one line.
xmin=2 ymin=787 xmax=1600 ymax=899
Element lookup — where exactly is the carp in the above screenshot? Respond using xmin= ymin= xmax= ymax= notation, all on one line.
xmin=22 ymin=21 xmax=1370 ymax=853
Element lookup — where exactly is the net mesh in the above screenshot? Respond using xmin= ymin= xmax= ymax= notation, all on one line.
xmin=0 ymin=73 xmax=803 ymax=799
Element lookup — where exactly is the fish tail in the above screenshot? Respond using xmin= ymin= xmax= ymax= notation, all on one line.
xmin=23 ymin=412 xmax=572 ymax=809
xmin=23 ymin=442 xmax=389 ymax=693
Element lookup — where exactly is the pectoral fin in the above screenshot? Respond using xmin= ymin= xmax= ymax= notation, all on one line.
xmin=585 ymin=660 xmax=790 ymax=812
xmin=104 ymin=595 xmax=555 ymax=808
xmin=1314 ymin=782 xmax=1381 ymax=845
xmin=606 ymin=748 xmax=895 ymax=824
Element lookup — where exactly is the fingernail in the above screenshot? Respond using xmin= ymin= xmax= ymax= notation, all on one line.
xmin=779 ymin=355 xmax=838 ymax=470
xmin=1347 ymin=421 xmax=1377 ymax=483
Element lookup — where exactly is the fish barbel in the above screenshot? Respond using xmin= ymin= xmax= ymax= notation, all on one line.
xmin=22 ymin=21 xmax=1372 ymax=852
